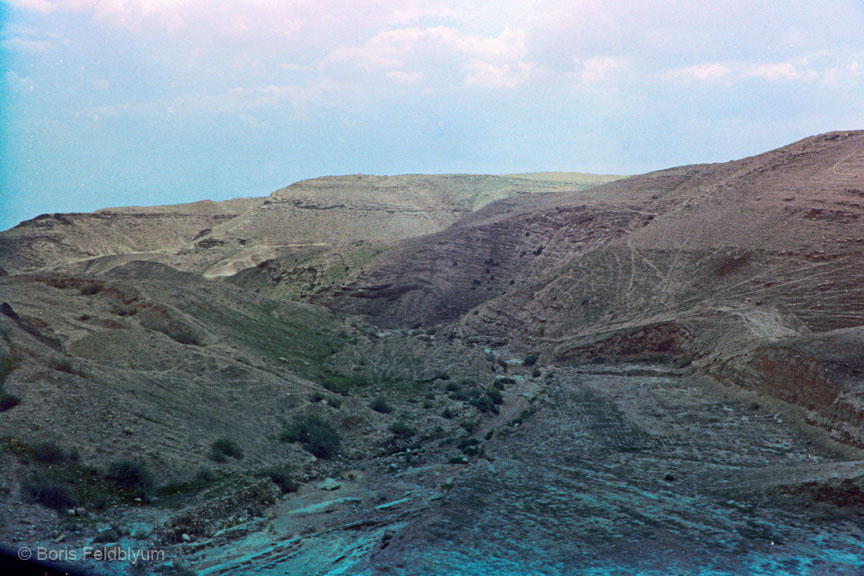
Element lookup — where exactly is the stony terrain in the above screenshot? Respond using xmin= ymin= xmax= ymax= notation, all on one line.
xmin=1 ymin=134 xmax=864 ymax=575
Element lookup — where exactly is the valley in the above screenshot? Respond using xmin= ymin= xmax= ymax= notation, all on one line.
xmin=1 ymin=133 xmax=864 ymax=575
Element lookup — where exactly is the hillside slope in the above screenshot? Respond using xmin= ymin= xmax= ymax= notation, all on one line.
xmin=325 ymin=130 xmax=864 ymax=444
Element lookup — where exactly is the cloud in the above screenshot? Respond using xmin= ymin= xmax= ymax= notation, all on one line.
xmin=573 ymin=55 xmax=630 ymax=85
xmin=326 ymin=25 xmax=536 ymax=88
xmin=1 ymin=36 xmax=54 ymax=53
xmin=665 ymin=63 xmax=732 ymax=82
xmin=740 ymin=61 xmax=819 ymax=82
xmin=665 ymin=59 xmax=821 ymax=83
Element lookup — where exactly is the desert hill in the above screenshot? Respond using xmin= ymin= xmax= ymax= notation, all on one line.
xmin=326 ymin=130 xmax=864 ymax=443
xmin=2 ymin=136 xmax=864 ymax=574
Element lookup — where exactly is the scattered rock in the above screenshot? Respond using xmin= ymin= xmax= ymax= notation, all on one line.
xmin=181 ymin=533 xmax=192 ymax=543
xmin=317 ymin=478 xmax=341 ymax=491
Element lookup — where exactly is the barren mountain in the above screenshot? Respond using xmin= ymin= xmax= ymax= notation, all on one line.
xmin=327 ymin=130 xmax=864 ymax=444
xmin=2 ymin=136 xmax=864 ymax=575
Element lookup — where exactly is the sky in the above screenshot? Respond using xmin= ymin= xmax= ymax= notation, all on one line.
xmin=1 ymin=1 xmax=863 ymax=231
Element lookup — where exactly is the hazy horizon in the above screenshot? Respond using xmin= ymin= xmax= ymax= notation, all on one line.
xmin=2 ymin=0 xmax=863 ymax=230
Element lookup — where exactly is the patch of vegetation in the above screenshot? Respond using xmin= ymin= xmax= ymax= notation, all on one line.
xmin=32 ymin=441 xmax=67 ymax=463
xmin=321 ymin=374 xmax=352 ymax=396
xmin=389 ymin=421 xmax=416 ymax=439
xmin=282 ymin=414 xmax=341 ymax=459
xmin=457 ymin=437 xmax=481 ymax=456
xmin=532 ymin=367 xmax=542 ymax=378
xmin=523 ymin=353 xmax=539 ymax=367
xmin=104 ymin=460 xmax=154 ymax=495
xmin=263 ymin=465 xmax=298 ymax=494
xmin=486 ymin=388 xmax=503 ymax=405
xmin=445 ymin=382 xmax=461 ymax=392
xmin=430 ymin=370 xmax=450 ymax=382
xmin=460 ymin=420 xmax=478 ymax=434
xmin=369 ymin=396 xmax=391 ymax=414
xmin=209 ymin=438 xmax=244 ymax=462
xmin=496 ymin=376 xmax=516 ymax=385
xmin=508 ymin=407 xmax=537 ymax=427
xmin=441 ymin=407 xmax=455 ymax=419
xmin=350 ymin=373 xmax=371 ymax=387
xmin=50 ymin=356 xmax=85 ymax=376
xmin=469 ymin=394 xmax=499 ymax=414
xmin=22 ymin=475 xmax=78 ymax=510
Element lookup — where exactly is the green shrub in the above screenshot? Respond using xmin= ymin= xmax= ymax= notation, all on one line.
xmin=264 ymin=465 xmax=298 ymax=494
xmin=23 ymin=476 xmax=78 ymax=510
xmin=458 ymin=437 xmax=480 ymax=456
xmin=282 ymin=414 xmax=341 ymax=459
xmin=104 ymin=460 xmax=154 ymax=493
xmin=369 ymin=396 xmax=391 ymax=414
xmin=209 ymin=438 xmax=244 ymax=462
xmin=389 ymin=421 xmax=416 ymax=439
xmin=322 ymin=377 xmax=351 ymax=396
xmin=469 ymin=394 xmax=499 ymax=414
xmin=523 ymin=353 xmax=539 ymax=367
xmin=326 ymin=396 xmax=342 ymax=409
xmin=508 ymin=407 xmax=536 ymax=427
xmin=460 ymin=420 xmax=478 ymax=434
xmin=431 ymin=370 xmax=450 ymax=382
xmin=532 ymin=367 xmax=542 ymax=378
xmin=32 ymin=441 xmax=66 ymax=463
xmin=486 ymin=389 xmax=503 ymax=405
xmin=193 ymin=468 xmax=218 ymax=488
xmin=441 ymin=407 xmax=455 ymax=419
xmin=349 ymin=373 xmax=370 ymax=387
xmin=445 ymin=382 xmax=461 ymax=392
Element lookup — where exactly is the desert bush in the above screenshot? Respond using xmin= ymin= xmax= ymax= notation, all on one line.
xmin=32 ymin=441 xmax=66 ymax=463
xmin=22 ymin=476 xmax=78 ymax=510
xmin=508 ymin=407 xmax=536 ymax=427
xmin=350 ymin=373 xmax=370 ymax=387
xmin=389 ymin=421 xmax=416 ymax=439
xmin=458 ymin=437 xmax=480 ymax=456
xmin=282 ymin=414 xmax=341 ymax=459
xmin=104 ymin=460 xmax=154 ymax=493
xmin=321 ymin=376 xmax=351 ymax=396
xmin=431 ymin=370 xmax=450 ymax=382
xmin=193 ymin=468 xmax=218 ymax=488
xmin=523 ymin=353 xmax=539 ymax=367
xmin=369 ymin=396 xmax=391 ymax=414
xmin=486 ymin=389 xmax=503 ymax=405
xmin=264 ymin=465 xmax=298 ymax=494
xmin=441 ymin=407 xmax=455 ymax=419
xmin=209 ymin=438 xmax=244 ymax=462
xmin=460 ymin=420 xmax=478 ymax=434
xmin=469 ymin=394 xmax=499 ymax=414
xmin=532 ymin=367 xmax=542 ymax=378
